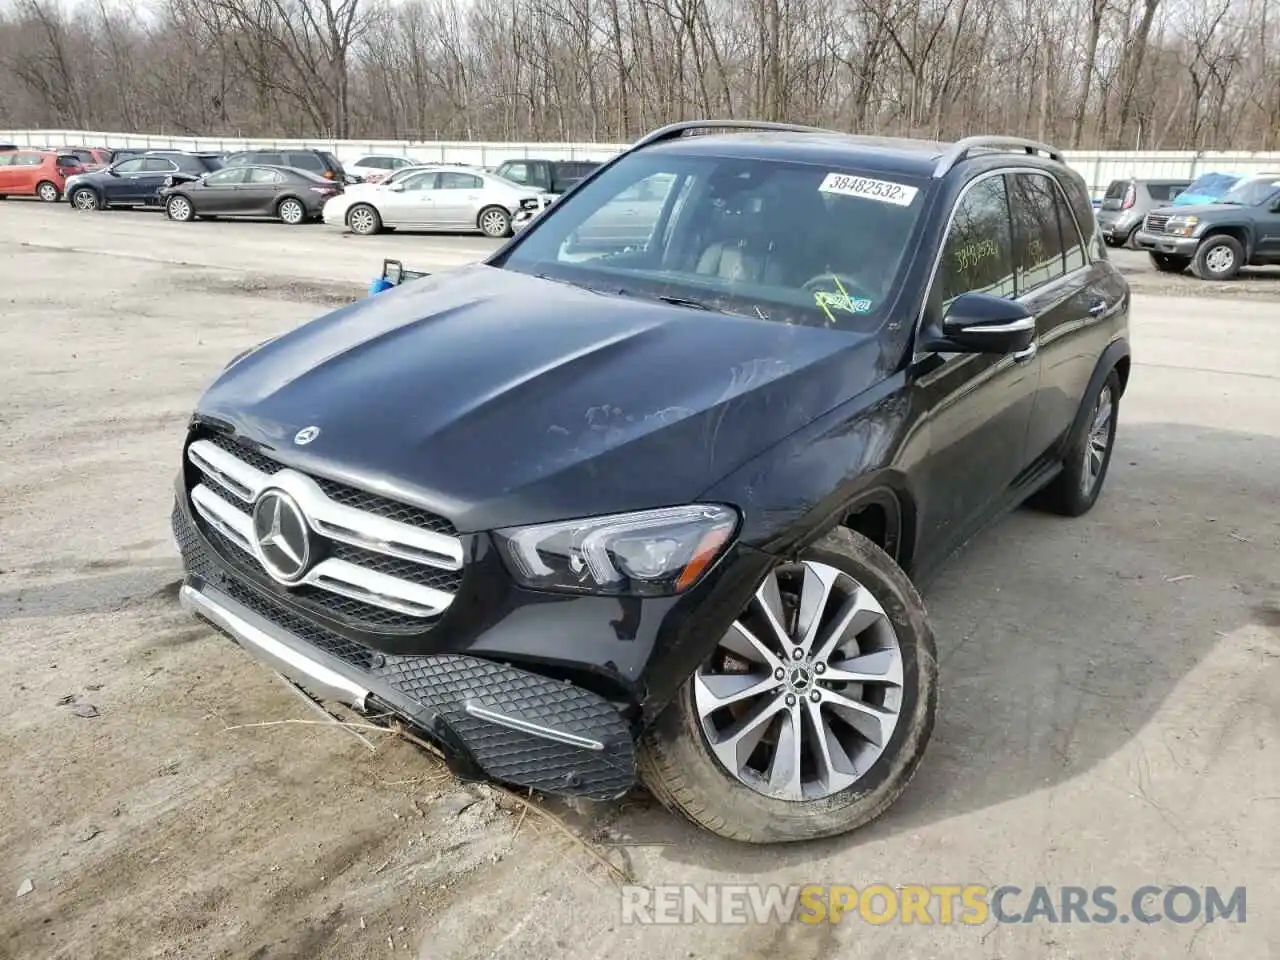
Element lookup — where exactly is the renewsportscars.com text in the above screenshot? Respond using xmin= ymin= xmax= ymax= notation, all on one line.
xmin=620 ymin=884 xmax=1247 ymax=926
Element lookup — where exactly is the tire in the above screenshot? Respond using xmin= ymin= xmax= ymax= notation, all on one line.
xmin=165 ymin=195 xmax=194 ymax=222
xmin=1032 ymin=368 xmax=1120 ymax=517
xmin=1150 ymin=253 xmax=1190 ymax=274
xmin=277 ymin=197 xmax=306 ymax=225
xmin=36 ymin=181 xmax=60 ymax=202
xmin=478 ymin=205 xmax=512 ymax=238
xmin=346 ymin=203 xmax=381 ymax=235
xmin=637 ymin=527 xmax=938 ymax=844
xmin=71 ymin=187 xmax=101 ymax=211
xmin=1191 ymin=234 xmax=1244 ymax=281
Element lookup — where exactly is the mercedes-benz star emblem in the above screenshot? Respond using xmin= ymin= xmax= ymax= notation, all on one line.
xmin=294 ymin=425 xmax=320 ymax=445
xmin=251 ymin=490 xmax=312 ymax=584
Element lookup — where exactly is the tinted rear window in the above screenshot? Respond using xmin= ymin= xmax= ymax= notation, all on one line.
xmin=1146 ymin=183 xmax=1187 ymax=201
xmin=286 ymin=152 xmax=324 ymax=171
xmin=1103 ymin=180 xmax=1129 ymax=199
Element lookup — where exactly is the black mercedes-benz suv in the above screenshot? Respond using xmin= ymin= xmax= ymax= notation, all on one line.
xmin=171 ymin=121 xmax=1131 ymax=844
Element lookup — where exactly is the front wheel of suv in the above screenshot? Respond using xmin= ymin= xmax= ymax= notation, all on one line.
xmin=1191 ymin=234 xmax=1244 ymax=281
xmin=637 ymin=528 xmax=938 ymax=844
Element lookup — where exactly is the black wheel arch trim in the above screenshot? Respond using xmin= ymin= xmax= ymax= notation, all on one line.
xmin=1066 ymin=337 xmax=1130 ymax=447
xmin=1199 ymin=224 xmax=1254 ymax=259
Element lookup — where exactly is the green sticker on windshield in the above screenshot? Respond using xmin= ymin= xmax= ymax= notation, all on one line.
xmin=814 ymin=276 xmax=872 ymax=324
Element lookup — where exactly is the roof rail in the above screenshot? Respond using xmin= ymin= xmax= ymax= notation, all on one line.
xmin=630 ymin=119 xmax=844 ymax=152
xmin=932 ymin=136 xmax=1064 ymax=178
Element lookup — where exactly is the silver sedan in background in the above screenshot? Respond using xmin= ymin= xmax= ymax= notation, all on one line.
xmin=322 ymin=165 xmax=552 ymax=237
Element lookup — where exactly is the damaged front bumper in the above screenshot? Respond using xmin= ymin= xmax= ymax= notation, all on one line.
xmin=173 ymin=505 xmax=638 ymax=800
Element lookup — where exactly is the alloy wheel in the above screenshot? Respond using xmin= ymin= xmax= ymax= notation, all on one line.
xmin=480 ymin=209 xmax=509 ymax=237
xmin=38 ymin=182 xmax=59 ymax=202
xmin=279 ymin=199 xmax=304 ymax=224
xmin=1080 ymin=385 xmax=1114 ymax=496
xmin=73 ymin=189 xmax=98 ymax=211
xmin=695 ymin=561 xmax=905 ymax=802
xmin=167 ymin=197 xmax=191 ymax=221
xmin=348 ymin=207 xmax=376 ymax=234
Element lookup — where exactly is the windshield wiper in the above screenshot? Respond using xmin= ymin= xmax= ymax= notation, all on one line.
xmin=613 ymin=287 xmax=714 ymax=311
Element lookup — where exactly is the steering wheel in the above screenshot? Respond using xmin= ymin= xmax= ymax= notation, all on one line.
xmin=800 ymin=273 xmax=875 ymax=323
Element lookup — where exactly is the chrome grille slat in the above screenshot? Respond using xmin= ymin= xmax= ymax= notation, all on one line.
xmin=185 ymin=438 xmax=464 ymax=621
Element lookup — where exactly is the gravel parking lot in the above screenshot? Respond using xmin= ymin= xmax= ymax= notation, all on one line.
xmin=1 ymin=200 xmax=1277 ymax=960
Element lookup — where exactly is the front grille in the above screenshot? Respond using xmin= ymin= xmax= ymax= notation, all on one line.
xmin=1145 ymin=213 xmax=1171 ymax=234
xmin=184 ymin=430 xmax=465 ymax=631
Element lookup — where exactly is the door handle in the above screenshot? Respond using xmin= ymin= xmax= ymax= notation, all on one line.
xmin=1013 ymin=342 xmax=1037 ymax=363
xmin=1088 ymin=298 xmax=1108 ymax=317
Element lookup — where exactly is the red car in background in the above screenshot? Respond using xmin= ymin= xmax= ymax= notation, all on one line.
xmin=54 ymin=146 xmax=113 ymax=171
xmin=0 ymin=150 xmax=85 ymax=201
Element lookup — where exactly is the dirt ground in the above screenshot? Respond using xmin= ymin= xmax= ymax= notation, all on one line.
xmin=1 ymin=201 xmax=1278 ymax=959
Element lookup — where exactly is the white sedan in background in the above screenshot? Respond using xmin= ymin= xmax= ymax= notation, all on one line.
xmin=323 ymin=166 xmax=552 ymax=237
xmin=345 ymin=154 xmax=419 ymax=183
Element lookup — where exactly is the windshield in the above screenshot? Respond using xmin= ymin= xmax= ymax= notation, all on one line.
xmin=1218 ymin=176 xmax=1280 ymax=206
xmin=1178 ymin=172 xmax=1238 ymax=201
xmin=499 ymin=151 xmax=929 ymax=330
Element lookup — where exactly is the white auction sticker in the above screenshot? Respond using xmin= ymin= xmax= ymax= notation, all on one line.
xmin=818 ymin=172 xmax=919 ymax=207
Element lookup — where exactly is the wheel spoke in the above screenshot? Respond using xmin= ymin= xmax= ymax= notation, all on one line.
xmin=823 ymin=648 xmax=903 ymax=686
xmin=719 ymin=620 xmax=781 ymax=668
xmin=693 ymin=670 xmax=781 ymax=716
xmin=795 ymin=561 xmax=841 ymax=654
xmin=705 ymin=692 xmax=787 ymax=773
xmin=755 ymin=571 xmax=791 ymax=646
xmin=804 ymin=698 xmax=859 ymax=792
xmin=765 ymin=704 xmax=805 ymax=800
xmin=821 ymin=689 xmax=896 ymax=748
xmin=812 ymin=586 xmax=884 ymax=664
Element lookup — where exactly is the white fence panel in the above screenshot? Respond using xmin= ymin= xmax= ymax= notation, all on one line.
xmin=4 ymin=129 xmax=1280 ymax=195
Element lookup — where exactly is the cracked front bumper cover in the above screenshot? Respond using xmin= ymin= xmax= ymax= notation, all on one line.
xmin=173 ymin=505 xmax=637 ymax=800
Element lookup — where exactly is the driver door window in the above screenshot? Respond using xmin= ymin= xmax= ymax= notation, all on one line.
xmin=399 ymin=172 xmax=438 ymax=191
xmin=936 ymin=175 xmax=1016 ymax=308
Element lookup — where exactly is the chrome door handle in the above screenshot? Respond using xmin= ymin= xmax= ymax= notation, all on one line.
xmin=1088 ymin=299 xmax=1108 ymax=317
xmin=1013 ymin=342 xmax=1037 ymax=363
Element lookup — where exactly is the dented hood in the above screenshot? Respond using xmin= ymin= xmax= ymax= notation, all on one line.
xmin=194 ymin=264 xmax=883 ymax=531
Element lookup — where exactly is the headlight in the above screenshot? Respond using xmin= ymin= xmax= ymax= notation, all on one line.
xmin=1168 ymin=215 xmax=1199 ymax=236
xmin=494 ymin=504 xmax=739 ymax=597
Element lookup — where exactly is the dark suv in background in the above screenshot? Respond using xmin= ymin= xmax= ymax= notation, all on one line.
xmin=1096 ymin=177 xmax=1191 ymax=247
xmin=65 ymin=150 xmax=223 ymax=211
xmin=493 ymin=158 xmax=600 ymax=193
xmin=172 ymin=122 xmax=1130 ymax=845
xmin=223 ymin=148 xmax=349 ymax=183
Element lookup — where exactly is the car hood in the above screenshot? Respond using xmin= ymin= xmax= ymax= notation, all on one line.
xmin=1150 ymin=202 xmax=1242 ymax=218
xmin=193 ymin=265 xmax=885 ymax=532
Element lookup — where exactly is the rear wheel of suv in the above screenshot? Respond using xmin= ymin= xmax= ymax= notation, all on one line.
xmin=1150 ymin=253 xmax=1190 ymax=274
xmin=36 ymin=181 xmax=60 ymax=202
xmin=347 ymin=203 xmax=381 ymax=235
xmin=1191 ymin=234 xmax=1243 ymax=281
xmin=478 ymin=205 xmax=512 ymax=238
xmin=1033 ymin=368 xmax=1120 ymax=517
xmin=638 ymin=528 xmax=938 ymax=844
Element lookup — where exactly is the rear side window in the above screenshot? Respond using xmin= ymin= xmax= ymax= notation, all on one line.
xmin=1104 ymin=180 xmax=1129 ymax=199
xmin=143 ymin=157 xmax=177 ymax=172
xmin=286 ymin=152 xmax=323 ymax=171
xmin=937 ymin=175 xmax=1016 ymax=305
xmin=1056 ymin=188 xmax=1087 ymax=272
xmin=1009 ymin=173 xmax=1066 ymax=292
xmin=1146 ymin=183 xmax=1184 ymax=201
xmin=438 ymin=172 xmax=482 ymax=189
xmin=248 ymin=167 xmax=285 ymax=184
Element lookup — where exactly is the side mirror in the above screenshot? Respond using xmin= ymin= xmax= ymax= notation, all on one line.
xmin=387 ymin=182 xmax=405 ymax=192
xmin=920 ymin=292 xmax=1035 ymax=355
